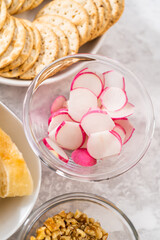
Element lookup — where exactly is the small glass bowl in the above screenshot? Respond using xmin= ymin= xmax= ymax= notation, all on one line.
xmin=18 ymin=192 xmax=139 ymax=240
xmin=23 ymin=54 xmax=155 ymax=182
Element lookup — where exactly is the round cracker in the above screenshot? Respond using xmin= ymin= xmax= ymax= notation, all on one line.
xmin=110 ymin=0 xmax=124 ymax=24
xmin=0 ymin=0 xmax=7 ymax=30
xmin=0 ymin=14 xmax=15 ymax=57
xmin=91 ymin=0 xmax=105 ymax=39
xmin=16 ymin=0 xmax=34 ymax=13
xmin=92 ymin=0 xmax=111 ymax=39
xmin=0 ymin=17 xmax=25 ymax=69
xmin=0 ymin=21 xmax=41 ymax=78
xmin=29 ymin=0 xmax=44 ymax=10
xmin=20 ymin=22 xmax=59 ymax=80
xmin=34 ymin=20 xmax=68 ymax=58
xmin=0 ymin=19 xmax=33 ymax=72
xmin=4 ymin=0 xmax=12 ymax=8
xmin=74 ymin=0 xmax=98 ymax=41
xmin=35 ymin=15 xmax=79 ymax=54
xmin=36 ymin=0 xmax=89 ymax=45
xmin=8 ymin=0 xmax=25 ymax=14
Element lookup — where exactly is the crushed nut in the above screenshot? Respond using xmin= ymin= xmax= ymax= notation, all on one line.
xmin=30 ymin=210 xmax=108 ymax=240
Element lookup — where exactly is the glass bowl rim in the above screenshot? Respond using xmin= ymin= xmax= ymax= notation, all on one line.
xmin=18 ymin=192 xmax=140 ymax=240
xmin=23 ymin=53 xmax=155 ymax=182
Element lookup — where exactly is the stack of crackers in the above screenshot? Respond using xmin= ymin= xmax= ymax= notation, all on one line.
xmin=0 ymin=0 xmax=124 ymax=80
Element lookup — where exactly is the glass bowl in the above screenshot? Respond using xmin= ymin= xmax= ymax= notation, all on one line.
xmin=18 ymin=192 xmax=139 ymax=240
xmin=23 ymin=54 xmax=155 ymax=182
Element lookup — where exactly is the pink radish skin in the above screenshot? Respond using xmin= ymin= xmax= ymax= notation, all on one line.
xmin=77 ymin=67 xmax=88 ymax=75
xmin=72 ymin=148 xmax=97 ymax=167
xmin=68 ymin=88 xmax=97 ymax=122
xmin=43 ymin=137 xmax=52 ymax=150
xmin=87 ymin=130 xmax=122 ymax=159
xmin=48 ymin=108 xmax=68 ymax=125
xmin=100 ymin=87 xmax=128 ymax=112
xmin=48 ymin=110 xmax=73 ymax=133
xmin=45 ymin=138 xmax=69 ymax=163
xmin=50 ymin=95 xmax=66 ymax=114
xmin=114 ymin=118 xmax=135 ymax=144
xmin=55 ymin=121 xmax=86 ymax=150
xmin=80 ymin=109 xmax=115 ymax=135
xmin=113 ymin=124 xmax=126 ymax=144
xmin=103 ymin=70 xmax=125 ymax=90
xmin=70 ymin=72 xmax=103 ymax=97
xmin=107 ymin=103 xmax=135 ymax=119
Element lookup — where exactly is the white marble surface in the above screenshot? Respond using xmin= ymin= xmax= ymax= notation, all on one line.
xmin=0 ymin=0 xmax=160 ymax=239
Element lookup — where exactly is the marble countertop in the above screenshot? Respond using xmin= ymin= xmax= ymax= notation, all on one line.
xmin=0 ymin=0 xmax=160 ymax=239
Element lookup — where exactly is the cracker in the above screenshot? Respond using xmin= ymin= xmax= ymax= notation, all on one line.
xmin=0 ymin=17 xmax=25 ymax=69
xmin=34 ymin=20 xmax=68 ymax=58
xmin=0 ymin=21 xmax=41 ymax=78
xmin=91 ymin=0 xmax=105 ymax=39
xmin=0 ymin=14 xmax=15 ymax=57
xmin=0 ymin=19 xmax=33 ymax=72
xmin=20 ymin=22 xmax=59 ymax=79
xmin=35 ymin=15 xmax=79 ymax=54
xmin=0 ymin=0 xmax=7 ymax=30
xmin=111 ymin=0 xmax=124 ymax=23
xmin=16 ymin=0 xmax=34 ymax=13
xmin=4 ymin=0 xmax=12 ymax=8
xmin=8 ymin=0 xmax=24 ymax=14
xmin=74 ymin=0 xmax=98 ymax=41
xmin=36 ymin=0 xmax=89 ymax=45
xmin=29 ymin=0 xmax=44 ymax=10
xmin=98 ymin=0 xmax=112 ymax=35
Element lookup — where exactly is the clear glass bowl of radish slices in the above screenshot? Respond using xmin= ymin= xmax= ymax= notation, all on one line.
xmin=23 ymin=54 xmax=155 ymax=181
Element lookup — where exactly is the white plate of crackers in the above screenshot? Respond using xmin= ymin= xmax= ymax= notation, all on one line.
xmin=0 ymin=102 xmax=41 ymax=239
xmin=0 ymin=0 xmax=124 ymax=87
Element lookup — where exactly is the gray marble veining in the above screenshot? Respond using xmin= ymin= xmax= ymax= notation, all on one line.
xmin=0 ymin=0 xmax=160 ymax=239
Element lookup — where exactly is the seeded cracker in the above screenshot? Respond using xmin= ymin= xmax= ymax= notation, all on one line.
xmin=0 ymin=17 xmax=25 ymax=69
xmin=20 ymin=22 xmax=58 ymax=79
xmin=0 ymin=21 xmax=41 ymax=78
xmin=36 ymin=0 xmax=89 ymax=45
xmin=35 ymin=15 xmax=79 ymax=54
xmin=0 ymin=0 xmax=7 ymax=30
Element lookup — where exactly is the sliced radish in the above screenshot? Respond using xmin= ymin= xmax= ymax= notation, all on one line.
xmin=45 ymin=138 xmax=69 ymax=163
xmin=43 ymin=137 xmax=52 ymax=150
xmin=80 ymin=135 xmax=88 ymax=148
xmin=71 ymin=72 xmax=103 ymax=97
xmin=72 ymin=148 xmax=97 ymax=167
xmin=87 ymin=131 xmax=122 ymax=159
xmin=63 ymin=100 xmax=68 ymax=108
xmin=77 ymin=67 xmax=88 ymax=75
xmin=55 ymin=121 xmax=86 ymax=150
xmin=113 ymin=124 xmax=126 ymax=144
xmin=100 ymin=87 xmax=128 ymax=112
xmin=68 ymin=88 xmax=97 ymax=122
xmin=48 ymin=109 xmax=73 ymax=133
xmin=107 ymin=103 xmax=135 ymax=119
xmin=103 ymin=70 xmax=125 ymax=89
xmin=81 ymin=109 xmax=115 ymax=135
xmin=97 ymin=98 xmax=102 ymax=108
xmin=50 ymin=95 xmax=66 ymax=114
xmin=114 ymin=118 xmax=135 ymax=144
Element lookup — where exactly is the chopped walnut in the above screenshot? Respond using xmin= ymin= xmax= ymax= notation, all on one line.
xmin=30 ymin=210 xmax=108 ymax=240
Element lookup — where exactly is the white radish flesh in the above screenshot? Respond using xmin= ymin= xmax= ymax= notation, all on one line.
xmin=100 ymin=87 xmax=128 ymax=112
xmin=81 ymin=109 xmax=115 ymax=135
xmin=103 ymin=70 xmax=125 ymax=89
xmin=114 ymin=118 xmax=135 ymax=144
xmin=68 ymin=88 xmax=97 ymax=122
xmin=55 ymin=121 xmax=85 ymax=150
xmin=113 ymin=124 xmax=126 ymax=144
xmin=72 ymin=148 xmax=97 ymax=167
xmin=87 ymin=131 xmax=122 ymax=159
xmin=71 ymin=72 xmax=103 ymax=97
xmin=45 ymin=138 xmax=69 ymax=163
xmin=48 ymin=110 xmax=73 ymax=133
xmin=107 ymin=103 xmax=135 ymax=119
xmin=50 ymin=95 xmax=66 ymax=113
